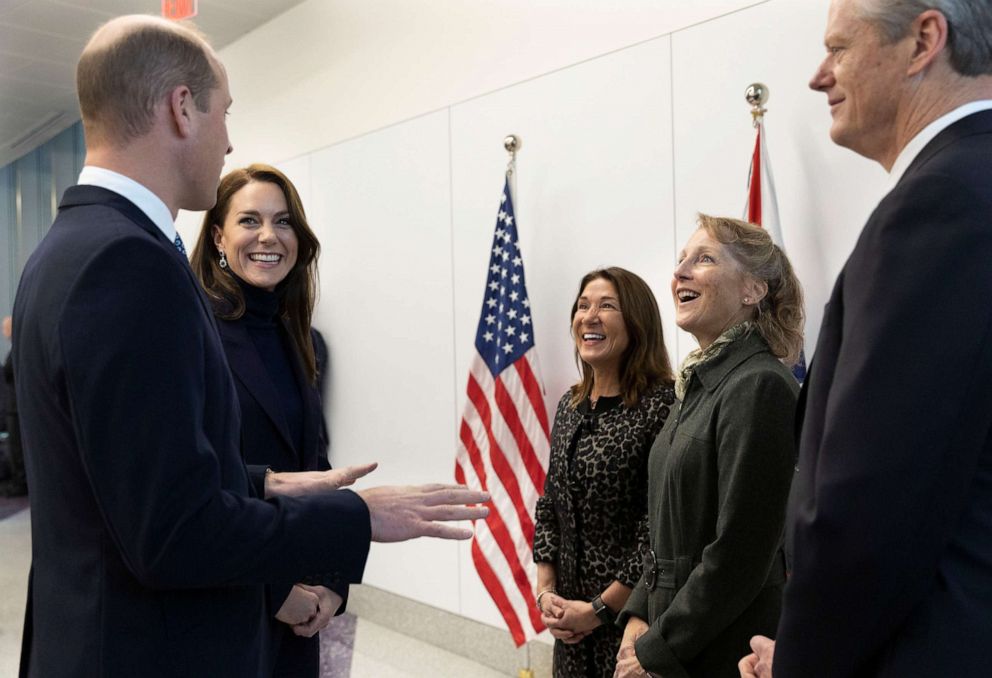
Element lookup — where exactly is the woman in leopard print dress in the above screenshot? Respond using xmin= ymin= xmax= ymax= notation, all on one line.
xmin=533 ymin=267 xmax=675 ymax=677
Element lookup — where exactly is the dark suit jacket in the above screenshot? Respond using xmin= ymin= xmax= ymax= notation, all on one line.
xmin=13 ymin=186 xmax=371 ymax=678
xmin=775 ymin=110 xmax=992 ymax=677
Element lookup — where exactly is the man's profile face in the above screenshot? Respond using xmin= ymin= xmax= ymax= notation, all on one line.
xmin=186 ymin=61 xmax=233 ymax=211
xmin=808 ymin=0 xmax=910 ymax=163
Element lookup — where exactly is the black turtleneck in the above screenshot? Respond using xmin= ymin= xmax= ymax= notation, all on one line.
xmin=236 ymin=276 xmax=305 ymax=460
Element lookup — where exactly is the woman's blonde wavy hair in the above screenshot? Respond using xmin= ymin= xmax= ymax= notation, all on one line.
xmin=697 ymin=214 xmax=805 ymax=364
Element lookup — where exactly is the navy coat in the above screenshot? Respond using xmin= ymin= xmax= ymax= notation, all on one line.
xmin=13 ymin=186 xmax=370 ymax=678
xmin=217 ymin=319 xmax=331 ymax=488
xmin=216 ymin=315 xmax=335 ymax=677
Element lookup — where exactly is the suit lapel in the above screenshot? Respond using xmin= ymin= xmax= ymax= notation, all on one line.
xmin=216 ymin=319 xmax=297 ymax=455
xmin=902 ymin=109 xmax=992 ymax=181
xmin=794 ymin=368 xmax=810 ymax=447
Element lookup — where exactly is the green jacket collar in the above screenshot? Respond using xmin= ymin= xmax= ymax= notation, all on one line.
xmin=693 ymin=331 xmax=771 ymax=393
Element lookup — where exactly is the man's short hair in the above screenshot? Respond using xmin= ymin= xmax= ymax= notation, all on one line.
xmin=77 ymin=18 xmax=218 ymax=144
xmin=858 ymin=0 xmax=992 ymax=76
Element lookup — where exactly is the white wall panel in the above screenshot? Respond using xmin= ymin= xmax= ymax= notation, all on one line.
xmin=275 ymin=155 xmax=313 ymax=214
xmin=220 ymin=0 xmax=768 ymax=170
xmin=306 ymin=110 xmax=464 ymax=613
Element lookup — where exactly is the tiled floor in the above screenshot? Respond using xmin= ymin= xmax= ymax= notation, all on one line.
xmin=345 ymin=617 xmax=508 ymax=677
xmin=0 ymin=506 xmax=29 ymax=678
xmin=0 ymin=507 xmax=516 ymax=678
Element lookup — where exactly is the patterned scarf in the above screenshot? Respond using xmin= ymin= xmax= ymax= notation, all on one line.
xmin=675 ymin=322 xmax=754 ymax=400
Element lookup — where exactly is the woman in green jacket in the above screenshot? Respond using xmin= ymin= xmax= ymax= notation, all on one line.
xmin=615 ymin=215 xmax=803 ymax=678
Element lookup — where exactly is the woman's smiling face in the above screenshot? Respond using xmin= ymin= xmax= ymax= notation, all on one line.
xmin=213 ymin=180 xmax=299 ymax=291
xmin=572 ymin=277 xmax=629 ymax=376
xmin=672 ymin=228 xmax=754 ymax=349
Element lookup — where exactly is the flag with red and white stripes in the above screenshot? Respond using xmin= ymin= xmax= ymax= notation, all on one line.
xmin=455 ymin=178 xmax=550 ymax=647
xmin=745 ymin=119 xmax=806 ymax=382
xmin=745 ymin=119 xmax=784 ymax=247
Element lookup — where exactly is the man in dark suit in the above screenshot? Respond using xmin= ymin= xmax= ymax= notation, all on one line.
xmin=740 ymin=1 xmax=992 ymax=676
xmin=13 ymin=15 xmax=486 ymax=678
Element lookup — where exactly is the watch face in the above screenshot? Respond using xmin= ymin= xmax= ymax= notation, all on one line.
xmin=592 ymin=596 xmax=614 ymax=624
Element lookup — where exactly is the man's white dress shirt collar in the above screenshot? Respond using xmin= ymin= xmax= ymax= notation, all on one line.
xmin=884 ymin=100 xmax=992 ymax=194
xmin=77 ymin=166 xmax=177 ymax=243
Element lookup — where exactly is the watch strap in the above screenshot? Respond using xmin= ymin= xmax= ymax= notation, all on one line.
xmin=591 ymin=594 xmax=616 ymax=624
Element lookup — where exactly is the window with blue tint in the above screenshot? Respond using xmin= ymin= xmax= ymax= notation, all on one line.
xmin=0 ymin=121 xmax=85 ymax=318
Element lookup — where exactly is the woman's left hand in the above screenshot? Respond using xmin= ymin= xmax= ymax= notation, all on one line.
xmin=544 ymin=598 xmax=600 ymax=639
xmin=540 ymin=592 xmax=585 ymax=643
xmin=275 ymin=584 xmax=318 ymax=625
xmin=290 ymin=584 xmax=343 ymax=638
xmin=265 ymin=462 xmax=379 ymax=498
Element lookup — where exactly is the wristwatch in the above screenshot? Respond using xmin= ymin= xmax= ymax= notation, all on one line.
xmin=590 ymin=594 xmax=615 ymax=625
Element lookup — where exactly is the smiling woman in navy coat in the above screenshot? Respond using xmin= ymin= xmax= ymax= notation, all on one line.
xmin=191 ymin=164 xmax=371 ymax=678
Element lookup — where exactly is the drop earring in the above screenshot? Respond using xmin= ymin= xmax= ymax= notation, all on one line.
xmin=219 ymin=250 xmax=228 ymax=269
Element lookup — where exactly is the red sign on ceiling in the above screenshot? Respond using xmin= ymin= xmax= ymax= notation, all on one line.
xmin=162 ymin=0 xmax=198 ymax=20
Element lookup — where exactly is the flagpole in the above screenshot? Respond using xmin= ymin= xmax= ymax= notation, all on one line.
xmin=503 ymin=132 xmax=537 ymax=678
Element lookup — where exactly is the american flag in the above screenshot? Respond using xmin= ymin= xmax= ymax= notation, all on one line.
xmin=745 ymin=118 xmax=807 ymax=382
xmin=455 ymin=177 xmax=550 ymax=647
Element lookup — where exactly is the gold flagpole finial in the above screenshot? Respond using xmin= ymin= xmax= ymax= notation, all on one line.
xmin=504 ymin=134 xmax=521 ymax=176
xmin=745 ymin=83 xmax=769 ymax=127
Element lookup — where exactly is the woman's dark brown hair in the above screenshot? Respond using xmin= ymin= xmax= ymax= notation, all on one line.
xmin=190 ymin=164 xmax=321 ymax=382
xmin=569 ymin=267 xmax=674 ymax=408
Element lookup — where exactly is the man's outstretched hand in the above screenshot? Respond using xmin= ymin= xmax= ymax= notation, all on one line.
xmin=358 ymin=484 xmax=489 ymax=542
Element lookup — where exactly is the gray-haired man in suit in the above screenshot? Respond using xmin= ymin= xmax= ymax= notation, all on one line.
xmin=741 ymin=1 xmax=992 ymax=676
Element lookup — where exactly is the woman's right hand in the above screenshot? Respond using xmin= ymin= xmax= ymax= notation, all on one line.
xmin=290 ymin=585 xmax=343 ymax=638
xmin=275 ymin=584 xmax=319 ymax=625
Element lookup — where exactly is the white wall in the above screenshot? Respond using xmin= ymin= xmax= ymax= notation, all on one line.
xmin=177 ymin=0 xmax=890 ymax=636
xmin=210 ymin=0 xmax=765 ymax=169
